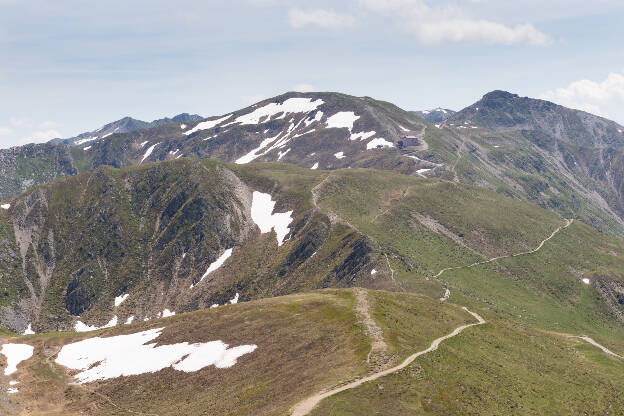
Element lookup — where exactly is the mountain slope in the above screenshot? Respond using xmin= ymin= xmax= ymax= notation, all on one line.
xmin=4 ymin=90 xmax=624 ymax=237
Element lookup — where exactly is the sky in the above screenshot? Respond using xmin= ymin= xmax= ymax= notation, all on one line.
xmin=1 ymin=0 xmax=624 ymax=148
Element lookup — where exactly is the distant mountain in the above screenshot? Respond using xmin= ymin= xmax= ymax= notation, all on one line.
xmin=57 ymin=113 xmax=203 ymax=146
xmin=411 ymin=107 xmax=456 ymax=122
xmin=4 ymin=90 xmax=624 ymax=235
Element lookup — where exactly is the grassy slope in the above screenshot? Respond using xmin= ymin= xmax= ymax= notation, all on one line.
xmin=0 ymin=289 xmax=469 ymax=416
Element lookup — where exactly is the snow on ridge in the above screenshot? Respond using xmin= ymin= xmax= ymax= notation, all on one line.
xmin=75 ymin=316 xmax=118 ymax=332
xmin=1 ymin=344 xmax=34 ymax=376
xmin=140 ymin=143 xmax=159 ymax=164
xmin=367 ymin=138 xmax=394 ymax=150
xmin=1 ymin=204 xmax=10 ymax=210
xmin=114 ymin=294 xmax=129 ymax=307
xmin=192 ymin=248 xmax=233 ymax=289
xmin=55 ymin=328 xmax=257 ymax=383
xmin=184 ymin=114 xmax=233 ymax=136
xmin=75 ymin=137 xmax=98 ymax=145
xmin=251 ymin=191 xmax=293 ymax=246
xmin=102 ymin=132 xmax=113 ymax=138
xmin=234 ymin=98 xmax=324 ymax=125
xmin=326 ymin=111 xmax=359 ymax=131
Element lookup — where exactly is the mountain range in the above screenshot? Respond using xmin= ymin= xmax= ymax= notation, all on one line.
xmin=0 ymin=90 xmax=623 ymax=415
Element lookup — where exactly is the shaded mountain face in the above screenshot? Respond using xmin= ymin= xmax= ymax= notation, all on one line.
xmin=4 ymin=90 xmax=624 ymax=236
xmin=411 ymin=108 xmax=456 ymax=123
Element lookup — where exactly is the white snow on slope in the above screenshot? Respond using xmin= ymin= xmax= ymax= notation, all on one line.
xmin=582 ymin=278 xmax=590 ymax=284
xmin=1 ymin=344 xmax=34 ymax=376
xmin=114 ymin=294 xmax=129 ymax=307
xmin=234 ymin=98 xmax=324 ymax=125
xmin=367 ymin=138 xmax=394 ymax=149
xmin=251 ymin=191 xmax=293 ymax=246
xmin=102 ymin=132 xmax=113 ymax=138
xmin=229 ymin=293 xmax=240 ymax=304
xmin=304 ymin=111 xmax=323 ymax=127
xmin=192 ymin=248 xmax=233 ymax=288
xmin=22 ymin=324 xmax=35 ymax=335
xmin=350 ymin=131 xmax=376 ymax=141
xmin=399 ymin=125 xmax=409 ymax=132
xmin=417 ymin=168 xmax=432 ymax=176
xmin=235 ymin=132 xmax=282 ymax=164
xmin=55 ymin=328 xmax=257 ymax=383
xmin=140 ymin=141 xmax=149 ymax=148
xmin=7 ymin=388 xmax=18 ymax=394
xmin=75 ymin=137 xmax=97 ymax=145
xmin=311 ymin=162 xmax=319 ymax=170
xmin=75 ymin=316 xmax=118 ymax=332
xmin=180 ymin=124 xmax=186 ymax=129
xmin=140 ymin=143 xmax=159 ymax=164
xmin=326 ymin=111 xmax=359 ymax=131
xmin=334 ymin=151 xmax=345 ymax=159
xmin=83 ymin=146 xmax=92 ymax=151
xmin=125 ymin=316 xmax=135 ymax=324
xmin=277 ymin=148 xmax=290 ymax=160
xmin=1 ymin=204 xmax=10 ymax=210
xmin=184 ymin=114 xmax=233 ymax=136
xmin=161 ymin=309 xmax=175 ymax=318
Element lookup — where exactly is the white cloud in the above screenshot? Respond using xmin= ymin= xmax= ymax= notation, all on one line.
xmin=293 ymin=83 xmax=316 ymax=92
xmin=27 ymin=129 xmax=62 ymax=142
xmin=540 ymin=72 xmax=624 ymax=122
xmin=0 ymin=127 xmax=12 ymax=137
xmin=358 ymin=0 xmax=551 ymax=45
xmin=289 ymin=8 xmax=355 ymax=29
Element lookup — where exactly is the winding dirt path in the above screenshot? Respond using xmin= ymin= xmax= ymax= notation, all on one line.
xmin=568 ymin=336 xmax=623 ymax=359
xmin=290 ymin=307 xmax=485 ymax=416
xmin=435 ymin=219 xmax=573 ymax=280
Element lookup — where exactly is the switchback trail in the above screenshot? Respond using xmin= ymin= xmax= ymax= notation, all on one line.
xmin=290 ymin=307 xmax=485 ymax=416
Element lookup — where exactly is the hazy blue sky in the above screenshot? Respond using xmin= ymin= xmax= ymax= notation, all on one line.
xmin=1 ymin=0 xmax=624 ymax=147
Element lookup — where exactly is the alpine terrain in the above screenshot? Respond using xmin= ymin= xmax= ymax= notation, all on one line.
xmin=0 ymin=91 xmax=623 ymax=415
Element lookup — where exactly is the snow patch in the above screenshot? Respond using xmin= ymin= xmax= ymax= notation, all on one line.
xmin=370 ymin=269 xmax=377 ymax=275
xmin=277 ymin=148 xmax=290 ymax=160
xmin=234 ymin=98 xmax=324 ymax=125
xmin=417 ymin=168 xmax=432 ymax=176
xmin=8 ymin=381 xmax=18 ymax=386
xmin=229 ymin=293 xmax=240 ymax=304
xmin=1 ymin=344 xmax=34 ymax=376
xmin=140 ymin=143 xmax=159 ymax=164
xmin=83 ymin=146 xmax=92 ymax=151
xmin=22 ymin=324 xmax=35 ymax=335
xmin=367 ymin=138 xmax=394 ymax=149
xmin=180 ymin=124 xmax=187 ymax=129
xmin=139 ymin=141 xmax=149 ymax=148
xmin=582 ymin=278 xmax=590 ymax=284
xmin=250 ymin=191 xmax=293 ymax=246
xmin=311 ymin=162 xmax=319 ymax=170
xmin=184 ymin=114 xmax=233 ymax=136
xmin=350 ymin=131 xmax=376 ymax=141
xmin=7 ymin=388 xmax=18 ymax=394
xmin=334 ymin=151 xmax=345 ymax=159
xmin=125 ymin=316 xmax=135 ymax=325
xmin=75 ymin=137 xmax=97 ymax=145
xmin=75 ymin=316 xmax=118 ymax=332
xmin=114 ymin=294 xmax=129 ymax=307
xmin=55 ymin=328 xmax=257 ymax=384
xmin=399 ymin=125 xmax=409 ymax=132
xmin=102 ymin=132 xmax=113 ymax=138
xmin=304 ymin=111 xmax=323 ymax=127
xmin=161 ymin=309 xmax=175 ymax=318
xmin=192 ymin=248 xmax=233 ymax=288
xmin=326 ymin=111 xmax=359 ymax=131
xmin=1 ymin=204 xmax=10 ymax=210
